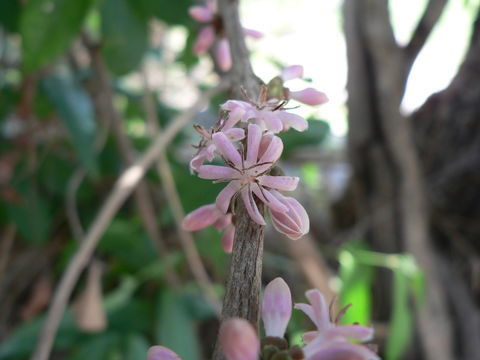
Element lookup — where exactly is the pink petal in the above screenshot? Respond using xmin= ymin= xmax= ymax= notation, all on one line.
xmin=262 ymin=277 xmax=292 ymax=338
xmin=258 ymin=175 xmax=299 ymax=191
xmin=260 ymin=112 xmax=283 ymax=133
xmin=276 ymin=111 xmax=308 ymax=132
xmin=205 ymin=0 xmax=217 ymax=13
xmin=182 ymin=204 xmax=221 ymax=231
xmin=252 ymin=186 xmax=288 ymax=213
xmin=213 ymin=213 xmax=232 ymax=229
xmin=246 ymin=124 xmax=262 ymax=166
xmin=216 ymin=38 xmax=232 ymax=71
xmin=305 ymin=341 xmax=379 ymax=360
xmin=281 ymin=65 xmax=304 ymax=82
xmin=216 ymin=181 xmax=240 ymax=213
xmin=198 ymin=165 xmax=237 ymax=180
xmin=212 ymin=132 xmax=242 ymax=167
xmin=258 ymin=135 xmax=283 ymax=165
xmin=290 ymin=88 xmax=329 ymax=106
xmin=189 ymin=148 xmax=208 ymax=173
xmin=305 ymin=289 xmax=331 ymax=331
xmin=241 ymin=187 xmax=266 ymax=225
xmin=193 ymin=26 xmax=215 ymax=55
xmin=221 ymin=225 xmax=235 ymax=253
xmin=222 ymin=106 xmax=246 ymax=129
xmin=243 ymin=27 xmax=264 ymax=39
xmin=224 ymin=127 xmax=245 ymax=141
xmin=189 ymin=6 xmax=213 ymax=22
xmin=219 ymin=318 xmax=259 ymax=360
xmin=270 ymin=194 xmax=309 ymax=239
xmin=294 ymin=303 xmax=317 ymax=328
xmin=147 ymin=346 xmax=181 ymax=360
xmin=325 ymin=325 xmax=374 ymax=342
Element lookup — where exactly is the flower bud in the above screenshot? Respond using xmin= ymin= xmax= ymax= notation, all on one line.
xmin=289 ymin=88 xmax=328 ymax=106
xmin=262 ymin=277 xmax=292 ymax=338
xmin=147 ymin=346 xmax=181 ymax=360
xmin=220 ymin=318 xmax=259 ymax=360
xmin=270 ymin=192 xmax=309 ymax=240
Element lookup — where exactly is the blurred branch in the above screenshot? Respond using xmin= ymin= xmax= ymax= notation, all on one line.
xmin=404 ymin=0 xmax=449 ymax=71
xmin=142 ymin=70 xmax=221 ymax=315
xmin=0 ymin=224 xmax=16 ymax=283
xmin=30 ymin=81 xmax=225 ymax=360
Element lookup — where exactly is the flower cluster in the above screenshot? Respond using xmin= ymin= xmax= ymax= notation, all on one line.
xmin=182 ymin=66 xmax=328 ymax=252
xmin=189 ymin=0 xmax=263 ymax=71
xmin=147 ymin=278 xmax=379 ymax=360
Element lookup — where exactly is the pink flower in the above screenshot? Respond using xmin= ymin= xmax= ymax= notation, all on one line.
xmin=280 ymin=65 xmax=329 ymax=106
xmin=189 ymin=121 xmax=245 ymax=173
xmin=198 ymin=124 xmax=299 ymax=225
xmin=189 ymin=0 xmax=262 ymax=71
xmin=269 ymin=190 xmax=309 ymax=239
xmin=147 ymin=346 xmax=181 ymax=360
xmin=295 ymin=289 xmax=377 ymax=359
xmin=182 ymin=203 xmax=236 ymax=253
xmin=219 ymin=318 xmax=260 ymax=360
xmin=262 ymin=277 xmax=292 ymax=338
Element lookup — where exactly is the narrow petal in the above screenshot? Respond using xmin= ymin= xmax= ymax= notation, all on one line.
xmin=220 ymin=318 xmax=259 ymax=360
xmin=281 ymin=65 xmax=304 ymax=81
xmin=216 ymin=181 xmax=240 ymax=213
xmin=290 ymin=88 xmax=329 ymax=106
xmin=222 ymin=106 xmax=245 ymax=130
xmin=276 ymin=111 xmax=308 ymax=132
xmin=246 ymin=124 xmax=262 ymax=166
xmin=212 ymin=132 xmax=242 ymax=167
xmin=189 ymin=148 xmax=209 ymax=173
xmin=325 ymin=325 xmax=374 ymax=342
xmin=305 ymin=341 xmax=379 ymax=360
xmin=258 ymin=175 xmax=299 ymax=191
xmin=216 ymin=38 xmax=232 ymax=71
xmin=224 ymin=127 xmax=245 ymax=141
xmin=189 ymin=6 xmax=213 ymax=22
xmin=252 ymin=186 xmax=288 ymax=213
xmin=241 ymin=187 xmax=266 ymax=225
xmin=198 ymin=165 xmax=237 ymax=180
xmin=262 ymin=277 xmax=292 ymax=338
xmin=294 ymin=303 xmax=317 ymax=327
xmin=147 ymin=346 xmax=181 ymax=360
xmin=305 ymin=289 xmax=331 ymax=331
xmin=193 ymin=26 xmax=215 ymax=55
xmin=182 ymin=204 xmax=220 ymax=231
xmin=221 ymin=225 xmax=235 ymax=253
xmin=213 ymin=213 xmax=232 ymax=229
xmin=261 ymin=112 xmax=283 ymax=133
xmin=258 ymin=135 xmax=283 ymax=165
xmin=243 ymin=27 xmax=264 ymax=39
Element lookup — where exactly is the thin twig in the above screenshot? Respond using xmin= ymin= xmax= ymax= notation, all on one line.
xmin=142 ymin=70 xmax=221 ymax=315
xmin=30 ymin=83 xmax=224 ymax=360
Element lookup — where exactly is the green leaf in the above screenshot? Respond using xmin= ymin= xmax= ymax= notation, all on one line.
xmin=136 ymin=0 xmax=193 ymax=25
xmin=20 ymin=0 xmax=95 ymax=71
xmin=385 ymin=271 xmax=413 ymax=360
xmin=42 ymin=72 xmax=98 ymax=174
xmin=0 ymin=0 xmax=21 ymax=33
xmin=155 ymin=289 xmax=201 ymax=360
xmin=100 ymin=0 xmax=148 ymax=75
xmin=68 ymin=332 xmax=120 ymax=360
xmin=279 ymin=119 xmax=330 ymax=157
xmin=6 ymin=179 xmax=52 ymax=245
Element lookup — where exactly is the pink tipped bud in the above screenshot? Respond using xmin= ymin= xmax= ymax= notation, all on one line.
xmin=270 ymin=193 xmax=309 ymax=240
xmin=262 ymin=277 xmax=292 ymax=338
xmin=182 ymin=204 xmax=221 ymax=231
xmin=243 ymin=27 xmax=264 ymax=39
xmin=147 ymin=346 xmax=181 ymax=360
xmin=219 ymin=318 xmax=259 ymax=360
xmin=189 ymin=6 xmax=214 ymax=23
xmin=193 ymin=26 xmax=215 ymax=55
xmin=216 ymin=38 xmax=232 ymax=71
xmin=289 ymin=88 xmax=329 ymax=106
xmin=281 ymin=65 xmax=304 ymax=81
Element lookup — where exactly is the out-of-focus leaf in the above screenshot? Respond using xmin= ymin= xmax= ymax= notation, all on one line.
xmin=42 ymin=73 xmax=98 ymax=174
xmin=0 ymin=311 xmax=80 ymax=359
xmin=68 ymin=332 xmax=120 ymax=360
xmin=338 ymin=244 xmax=373 ymax=326
xmin=100 ymin=0 xmax=148 ymax=75
xmin=279 ymin=119 xmax=330 ymax=157
xmin=0 ymin=0 xmax=21 ymax=33
xmin=98 ymin=219 xmax=157 ymax=270
xmin=136 ymin=0 xmax=193 ymax=25
xmin=6 ymin=179 xmax=51 ymax=245
xmin=195 ymin=227 xmax=227 ymax=277
xmin=20 ymin=0 xmax=94 ymax=71
xmin=155 ymin=289 xmax=201 ymax=360
xmin=123 ymin=333 xmax=150 ymax=360
xmin=385 ymin=271 xmax=412 ymax=360
xmin=108 ymin=299 xmax=152 ymax=334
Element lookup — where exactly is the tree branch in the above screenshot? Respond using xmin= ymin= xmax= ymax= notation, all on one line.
xmin=30 ymin=83 xmax=224 ymax=360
